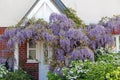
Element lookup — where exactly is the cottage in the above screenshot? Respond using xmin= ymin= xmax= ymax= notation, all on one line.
xmin=0 ymin=0 xmax=66 ymax=80
xmin=112 ymin=30 xmax=120 ymax=52
xmin=0 ymin=0 xmax=120 ymax=80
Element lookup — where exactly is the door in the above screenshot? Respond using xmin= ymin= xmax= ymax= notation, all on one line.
xmin=38 ymin=42 xmax=52 ymax=80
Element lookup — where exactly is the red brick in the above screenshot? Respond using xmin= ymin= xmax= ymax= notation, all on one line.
xmin=0 ymin=27 xmax=13 ymax=58
xmin=19 ymin=42 xmax=39 ymax=80
xmin=0 ymin=27 xmax=39 ymax=80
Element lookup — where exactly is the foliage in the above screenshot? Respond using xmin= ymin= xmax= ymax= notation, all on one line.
xmin=0 ymin=13 xmax=115 ymax=73
xmin=85 ymin=61 xmax=115 ymax=80
xmin=87 ymin=24 xmax=114 ymax=50
xmin=48 ymin=47 xmax=120 ymax=80
xmin=94 ymin=48 xmax=120 ymax=66
xmin=64 ymin=8 xmax=85 ymax=28
xmin=48 ymin=59 xmax=117 ymax=80
xmin=2 ymin=69 xmax=34 ymax=80
xmin=48 ymin=62 xmax=116 ymax=80
xmin=112 ymin=53 xmax=120 ymax=66
xmin=62 ymin=60 xmax=89 ymax=80
xmin=0 ymin=64 xmax=8 ymax=78
xmin=1 ymin=13 xmax=95 ymax=68
xmin=0 ymin=57 xmax=14 ymax=71
xmin=106 ymin=67 xmax=120 ymax=80
xmin=99 ymin=15 xmax=120 ymax=33
xmin=94 ymin=47 xmax=113 ymax=61
xmin=47 ymin=71 xmax=65 ymax=80
xmin=0 ymin=57 xmax=14 ymax=79
xmin=62 ymin=60 xmax=116 ymax=80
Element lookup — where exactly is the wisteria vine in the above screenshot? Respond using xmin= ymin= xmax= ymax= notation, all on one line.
xmin=0 ymin=13 xmax=116 ymax=71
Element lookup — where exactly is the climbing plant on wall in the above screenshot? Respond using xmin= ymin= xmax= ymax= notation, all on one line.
xmin=0 ymin=13 xmax=114 ymax=72
xmin=64 ymin=8 xmax=85 ymax=28
xmin=99 ymin=15 xmax=120 ymax=34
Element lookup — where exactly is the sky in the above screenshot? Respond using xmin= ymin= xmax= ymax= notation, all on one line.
xmin=62 ymin=0 xmax=120 ymax=24
xmin=0 ymin=0 xmax=120 ymax=26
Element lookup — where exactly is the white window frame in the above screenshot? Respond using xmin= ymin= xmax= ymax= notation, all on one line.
xmin=27 ymin=41 xmax=38 ymax=63
xmin=113 ymin=35 xmax=120 ymax=53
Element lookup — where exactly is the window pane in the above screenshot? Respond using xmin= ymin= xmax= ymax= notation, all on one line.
xmin=29 ymin=40 xmax=36 ymax=48
xmin=114 ymin=37 xmax=116 ymax=46
xmin=119 ymin=36 xmax=120 ymax=49
xmin=29 ymin=50 xmax=36 ymax=60
xmin=112 ymin=37 xmax=116 ymax=51
xmin=43 ymin=43 xmax=48 ymax=64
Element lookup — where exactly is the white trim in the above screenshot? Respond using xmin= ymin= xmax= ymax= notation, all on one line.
xmin=43 ymin=2 xmax=47 ymax=19
xmin=26 ymin=60 xmax=38 ymax=63
xmin=113 ymin=35 xmax=120 ymax=52
xmin=14 ymin=43 xmax=19 ymax=70
xmin=27 ymin=0 xmax=45 ymax=19
xmin=27 ymin=41 xmax=38 ymax=63
xmin=39 ymin=42 xmax=52 ymax=80
xmin=45 ymin=0 xmax=60 ymax=14
xmin=27 ymin=0 xmax=61 ymax=19
xmin=116 ymin=36 xmax=119 ymax=52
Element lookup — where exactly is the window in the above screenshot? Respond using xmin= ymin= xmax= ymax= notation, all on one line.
xmin=43 ymin=43 xmax=48 ymax=64
xmin=113 ymin=37 xmax=116 ymax=50
xmin=112 ymin=35 xmax=120 ymax=52
xmin=119 ymin=36 xmax=120 ymax=50
xmin=27 ymin=40 xmax=38 ymax=63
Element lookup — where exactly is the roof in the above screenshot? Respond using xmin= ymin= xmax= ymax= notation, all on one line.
xmin=51 ymin=0 xmax=66 ymax=12
xmin=22 ymin=0 xmax=67 ymax=20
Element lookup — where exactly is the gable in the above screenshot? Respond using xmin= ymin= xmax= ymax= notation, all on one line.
xmin=27 ymin=0 xmax=62 ymax=21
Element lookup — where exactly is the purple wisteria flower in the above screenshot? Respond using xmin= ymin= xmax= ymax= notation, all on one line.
xmin=66 ymin=28 xmax=89 ymax=47
xmin=88 ymin=25 xmax=106 ymax=39
xmin=7 ymin=38 xmax=16 ymax=48
xmin=100 ymin=16 xmax=120 ymax=32
xmin=7 ymin=57 xmax=14 ymax=71
xmin=42 ymin=32 xmax=55 ymax=42
xmin=49 ymin=13 xmax=75 ymax=36
xmin=49 ymin=24 xmax=60 ymax=35
xmin=60 ymin=38 xmax=70 ymax=53
xmin=0 ymin=12 xmax=115 ymax=69
xmin=71 ymin=47 xmax=94 ymax=61
xmin=35 ymin=24 xmax=41 ymax=29
xmin=55 ymin=48 xmax=65 ymax=60
xmin=0 ymin=58 xmax=6 ymax=64
xmin=88 ymin=24 xmax=114 ymax=50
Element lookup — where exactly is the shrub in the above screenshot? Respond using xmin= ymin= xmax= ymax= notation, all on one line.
xmin=62 ymin=60 xmax=115 ymax=80
xmin=0 ymin=64 xmax=8 ymax=78
xmin=106 ymin=67 xmax=120 ymax=80
xmin=47 ymin=71 xmax=65 ymax=80
xmin=2 ymin=69 xmax=34 ymax=80
xmin=94 ymin=48 xmax=114 ymax=62
xmin=48 ymin=48 xmax=120 ymax=80
xmin=94 ymin=48 xmax=120 ymax=66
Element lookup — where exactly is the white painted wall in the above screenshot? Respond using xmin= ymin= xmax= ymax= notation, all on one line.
xmin=61 ymin=0 xmax=120 ymax=24
xmin=27 ymin=0 xmax=60 ymax=21
xmin=0 ymin=0 xmax=120 ymax=26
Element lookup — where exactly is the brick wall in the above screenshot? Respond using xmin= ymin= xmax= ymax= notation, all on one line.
xmin=19 ymin=42 xmax=39 ymax=80
xmin=0 ymin=27 xmax=13 ymax=58
xmin=0 ymin=27 xmax=39 ymax=80
xmin=112 ymin=28 xmax=120 ymax=35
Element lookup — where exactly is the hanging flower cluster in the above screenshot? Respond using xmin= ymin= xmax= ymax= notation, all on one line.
xmin=48 ymin=13 xmax=94 ymax=62
xmin=87 ymin=24 xmax=114 ymax=50
xmin=0 ymin=13 xmax=114 ymax=70
xmin=99 ymin=15 xmax=120 ymax=33
xmin=1 ymin=19 xmax=49 ymax=49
